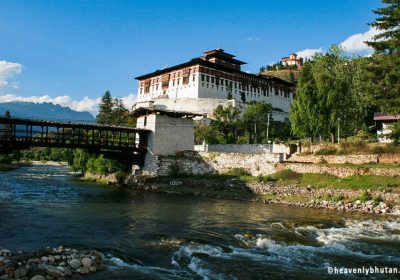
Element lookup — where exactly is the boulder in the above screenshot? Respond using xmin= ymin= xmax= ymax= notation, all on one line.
xmin=81 ymin=257 xmax=92 ymax=268
xmin=31 ymin=276 xmax=46 ymax=280
xmin=44 ymin=265 xmax=61 ymax=277
xmin=14 ymin=267 xmax=28 ymax=278
xmin=68 ymin=259 xmax=81 ymax=269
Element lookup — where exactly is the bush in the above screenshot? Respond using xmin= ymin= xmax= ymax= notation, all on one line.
xmin=331 ymin=194 xmax=344 ymax=202
xmin=168 ymin=163 xmax=181 ymax=177
xmin=319 ymin=158 xmax=328 ymax=164
xmin=370 ymin=146 xmax=385 ymax=154
xmin=224 ymin=168 xmax=251 ymax=176
xmin=0 ymin=154 xmax=13 ymax=164
xmin=271 ymin=169 xmax=300 ymax=180
xmin=353 ymin=191 xmax=372 ymax=202
xmin=315 ymin=148 xmax=337 ymax=155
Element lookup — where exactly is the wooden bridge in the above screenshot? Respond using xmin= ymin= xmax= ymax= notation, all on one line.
xmin=0 ymin=117 xmax=150 ymax=165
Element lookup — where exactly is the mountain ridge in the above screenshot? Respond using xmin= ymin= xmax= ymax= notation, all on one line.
xmin=0 ymin=101 xmax=95 ymax=122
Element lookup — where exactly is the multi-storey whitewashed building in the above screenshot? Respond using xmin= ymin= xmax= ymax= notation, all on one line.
xmin=134 ymin=48 xmax=295 ymax=120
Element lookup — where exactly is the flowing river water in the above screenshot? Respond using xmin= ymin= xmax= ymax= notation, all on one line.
xmin=0 ymin=165 xmax=400 ymax=279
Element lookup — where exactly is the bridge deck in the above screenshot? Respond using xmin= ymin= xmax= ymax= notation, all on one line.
xmin=0 ymin=117 xmax=150 ymax=164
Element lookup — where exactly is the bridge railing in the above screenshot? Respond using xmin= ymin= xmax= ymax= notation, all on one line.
xmin=0 ymin=117 xmax=150 ymax=154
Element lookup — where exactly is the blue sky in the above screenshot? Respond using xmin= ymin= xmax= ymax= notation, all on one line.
xmin=0 ymin=0 xmax=382 ymax=115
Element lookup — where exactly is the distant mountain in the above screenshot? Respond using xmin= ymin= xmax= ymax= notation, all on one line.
xmin=0 ymin=102 xmax=95 ymax=122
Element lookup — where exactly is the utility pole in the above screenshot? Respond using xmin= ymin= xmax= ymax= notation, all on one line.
xmin=266 ymin=113 xmax=270 ymax=142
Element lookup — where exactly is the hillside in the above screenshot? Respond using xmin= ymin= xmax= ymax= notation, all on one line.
xmin=260 ymin=69 xmax=301 ymax=84
xmin=0 ymin=101 xmax=95 ymax=122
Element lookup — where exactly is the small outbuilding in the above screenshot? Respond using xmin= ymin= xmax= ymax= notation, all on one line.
xmin=373 ymin=113 xmax=400 ymax=143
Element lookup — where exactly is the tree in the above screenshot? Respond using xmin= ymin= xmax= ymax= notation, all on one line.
xmin=288 ymin=71 xmax=296 ymax=83
xmin=366 ymin=0 xmax=400 ymax=114
xmin=243 ymin=102 xmax=273 ymax=143
xmin=240 ymin=92 xmax=246 ymax=103
xmin=367 ymin=0 xmax=400 ymax=54
xmin=96 ymin=91 xmax=113 ymax=124
xmin=226 ymin=85 xmax=233 ymax=100
xmin=110 ymin=98 xmax=129 ymax=125
xmin=194 ymin=123 xmax=220 ymax=144
xmin=71 ymin=149 xmax=89 ymax=174
xmin=290 ymin=62 xmax=321 ymax=140
xmin=290 ymin=45 xmax=369 ymax=142
xmin=212 ymin=105 xmax=241 ymax=143
xmin=4 ymin=110 xmax=10 ymax=118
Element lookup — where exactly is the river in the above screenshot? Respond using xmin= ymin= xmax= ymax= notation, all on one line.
xmin=0 ymin=165 xmax=399 ymax=279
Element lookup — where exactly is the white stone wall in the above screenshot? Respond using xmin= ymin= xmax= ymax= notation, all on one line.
xmin=136 ymin=114 xmax=194 ymax=156
xmin=148 ymin=151 xmax=278 ymax=177
xmin=207 ymin=144 xmax=273 ymax=154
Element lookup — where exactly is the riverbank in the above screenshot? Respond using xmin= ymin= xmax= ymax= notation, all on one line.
xmin=134 ymin=173 xmax=400 ymax=216
xmin=0 ymin=246 xmax=105 ymax=280
xmin=0 ymin=163 xmax=24 ymax=172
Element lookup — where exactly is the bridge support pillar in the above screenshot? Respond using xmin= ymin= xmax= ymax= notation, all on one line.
xmin=133 ymin=108 xmax=201 ymax=176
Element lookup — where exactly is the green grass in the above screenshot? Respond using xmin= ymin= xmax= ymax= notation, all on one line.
xmin=164 ymin=166 xmax=400 ymax=191
xmin=325 ymin=162 xmax=400 ymax=169
xmin=273 ymin=173 xmax=400 ymax=190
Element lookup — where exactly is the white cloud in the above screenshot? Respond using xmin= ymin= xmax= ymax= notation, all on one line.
xmin=296 ymin=48 xmax=324 ymax=60
xmin=339 ymin=27 xmax=381 ymax=54
xmin=246 ymin=37 xmax=260 ymax=41
xmin=0 ymin=93 xmax=137 ymax=116
xmin=0 ymin=61 xmax=23 ymax=88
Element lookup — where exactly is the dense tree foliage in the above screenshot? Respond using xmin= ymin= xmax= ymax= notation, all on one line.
xmin=96 ymin=91 xmax=135 ymax=126
xmin=194 ymin=102 xmax=292 ymax=145
xmin=243 ymin=102 xmax=273 ymax=143
xmin=290 ymin=46 xmax=372 ymax=142
xmin=366 ymin=0 xmax=400 ymax=114
xmin=212 ymin=105 xmax=242 ymax=144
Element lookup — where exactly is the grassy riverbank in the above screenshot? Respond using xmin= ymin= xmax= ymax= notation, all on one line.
xmin=137 ymin=169 xmax=400 ymax=215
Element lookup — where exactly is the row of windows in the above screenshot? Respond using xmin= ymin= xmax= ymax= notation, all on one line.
xmin=200 ymin=82 xmax=291 ymax=99
xmin=200 ymin=74 xmax=288 ymax=95
xmin=139 ymin=75 xmax=197 ymax=93
xmin=140 ymin=68 xmax=198 ymax=87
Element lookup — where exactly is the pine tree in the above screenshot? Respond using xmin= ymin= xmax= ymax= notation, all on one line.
xmin=366 ymin=0 xmax=400 ymax=113
xmin=367 ymin=0 xmax=400 ymax=54
xmin=96 ymin=91 xmax=113 ymax=124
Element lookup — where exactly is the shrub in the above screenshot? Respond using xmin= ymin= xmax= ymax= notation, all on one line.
xmin=0 ymin=154 xmax=13 ymax=164
xmin=331 ymin=194 xmax=344 ymax=202
xmin=370 ymin=146 xmax=385 ymax=154
xmin=115 ymin=172 xmax=127 ymax=185
xmin=323 ymin=193 xmax=332 ymax=201
xmin=224 ymin=168 xmax=251 ymax=176
xmin=319 ymin=158 xmax=328 ymax=164
xmin=353 ymin=191 xmax=372 ymax=202
xmin=271 ymin=169 xmax=300 ymax=180
xmin=315 ymin=148 xmax=337 ymax=155
xmin=372 ymin=196 xmax=382 ymax=203
xmin=168 ymin=163 xmax=181 ymax=177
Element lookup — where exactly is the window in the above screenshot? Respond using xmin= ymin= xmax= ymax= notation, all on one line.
xmin=206 ymin=76 xmax=210 ymax=82
xmin=177 ymin=79 xmax=180 ymax=85
xmin=211 ymin=77 xmax=214 ymax=83
xmin=201 ymin=74 xmax=205 ymax=81
xmin=193 ymin=75 xmax=196 ymax=82
xmin=144 ymin=116 xmax=147 ymax=127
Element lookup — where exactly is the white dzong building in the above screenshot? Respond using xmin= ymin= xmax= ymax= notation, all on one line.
xmin=134 ymin=48 xmax=295 ymax=121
